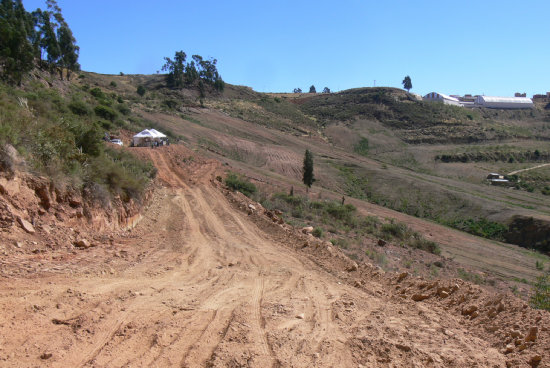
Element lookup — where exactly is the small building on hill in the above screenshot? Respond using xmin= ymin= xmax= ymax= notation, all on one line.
xmin=486 ymin=173 xmax=510 ymax=186
xmin=423 ymin=92 xmax=461 ymax=106
xmin=475 ymin=96 xmax=533 ymax=109
xmin=132 ymin=129 xmax=168 ymax=147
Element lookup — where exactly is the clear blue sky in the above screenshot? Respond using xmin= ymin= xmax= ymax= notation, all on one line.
xmin=22 ymin=0 xmax=550 ymax=97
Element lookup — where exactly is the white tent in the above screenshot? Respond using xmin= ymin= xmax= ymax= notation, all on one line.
xmin=474 ymin=96 xmax=533 ymax=109
xmin=132 ymin=129 xmax=168 ymax=146
xmin=149 ymin=129 xmax=167 ymax=138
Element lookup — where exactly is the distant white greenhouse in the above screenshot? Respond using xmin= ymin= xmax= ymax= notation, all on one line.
xmin=474 ymin=96 xmax=533 ymax=109
xmin=422 ymin=92 xmax=461 ymax=106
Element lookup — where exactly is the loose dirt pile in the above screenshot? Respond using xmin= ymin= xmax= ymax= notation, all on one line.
xmin=0 ymin=144 xmax=548 ymax=367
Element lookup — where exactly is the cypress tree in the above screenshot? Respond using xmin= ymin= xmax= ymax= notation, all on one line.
xmin=302 ymin=149 xmax=315 ymax=191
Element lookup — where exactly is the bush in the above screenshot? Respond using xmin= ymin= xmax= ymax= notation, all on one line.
xmin=87 ymin=147 xmax=157 ymax=202
xmin=409 ymin=235 xmax=441 ymax=255
xmin=380 ymin=221 xmax=409 ymax=240
xmin=531 ymin=272 xmax=550 ymax=311
xmin=90 ymin=87 xmax=105 ymax=99
xmin=312 ymin=227 xmax=324 ymax=238
xmin=94 ymin=105 xmax=117 ymax=121
xmin=353 ymin=137 xmax=369 ymax=157
xmin=109 ymin=81 xmax=117 ymax=87
xmin=163 ymin=99 xmax=178 ymax=109
xmin=116 ymin=104 xmax=131 ymax=115
xmin=447 ymin=218 xmax=507 ymax=240
xmin=137 ymin=85 xmax=146 ymax=97
xmin=225 ymin=172 xmax=257 ymax=197
xmin=68 ymin=100 xmax=91 ymax=116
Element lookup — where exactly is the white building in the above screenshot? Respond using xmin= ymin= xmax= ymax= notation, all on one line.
xmin=474 ymin=96 xmax=533 ymax=109
xmin=422 ymin=92 xmax=461 ymax=106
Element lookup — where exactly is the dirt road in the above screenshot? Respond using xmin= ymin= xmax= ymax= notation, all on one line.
xmin=508 ymin=163 xmax=550 ymax=176
xmin=0 ymin=146 xmax=547 ymax=367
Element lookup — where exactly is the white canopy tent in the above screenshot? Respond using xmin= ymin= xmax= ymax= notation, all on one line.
xmin=132 ymin=129 xmax=168 ymax=147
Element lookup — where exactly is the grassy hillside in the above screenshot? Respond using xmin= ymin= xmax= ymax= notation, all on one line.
xmin=0 ymin=71 xmax=157 ymax=203
xmin=5 ymin=69 xmax=550 ymax=253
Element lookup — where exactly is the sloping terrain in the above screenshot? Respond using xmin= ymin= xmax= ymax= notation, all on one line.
xmin=0 ymin=145 xmax=548 ymax=367
xmin=137 ymin=105 xmax=548 ymax=289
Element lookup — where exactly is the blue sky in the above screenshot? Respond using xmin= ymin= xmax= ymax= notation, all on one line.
xmin=22 ymin=0 xmax=550 ymax=97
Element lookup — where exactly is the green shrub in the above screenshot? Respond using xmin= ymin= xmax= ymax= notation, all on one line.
xmin=531 ymin=272 xmax=550 ymax=311
xmin=137 ymin=85 xmax=146 ymax=97
xmin=312 ymin=227 xmax=324 ymax=238
xmin=94 ymin=105 xmax=117 ymax=121
xmin=447 ymin=218 xmax=507 ymax=240
xmin=353 ymin=137 xmax=369 ymax=157
xmin=68 ymin=100 xmax=91 ymax=116
xmin=409 ymin=235 xmax=441 ymax=255
xmin=380 ymin=221 xmax=408 ymax=240
xmin=109 ymin=81 xmax=117 ymax=87
xmin=88 ymin=147 xmax=157 ymax=202
xmin=116 ymin=104 xmax=131 ymax=115
xmin=225 ymin=172 xmax=257 ymax=197
xmin=331 ymin=238 xmax=349 ymax=249
xmin=90 ymin=87 xmax=105 ymax=99
xmin=163 ymin=99 xmax=178 ymax=109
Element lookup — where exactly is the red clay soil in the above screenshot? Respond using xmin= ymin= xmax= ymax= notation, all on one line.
xmin=0 ymin=144 xmax=548 ymax=367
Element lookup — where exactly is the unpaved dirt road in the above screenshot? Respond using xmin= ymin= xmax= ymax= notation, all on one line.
xmin=508 ymin=163 xmax=550 ymax=176
xmin=0 ymin=146 xmax=547 ymax=367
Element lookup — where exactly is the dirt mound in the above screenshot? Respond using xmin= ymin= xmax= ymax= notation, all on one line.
xmin=0 ymin=145 xmax=548 ymax=367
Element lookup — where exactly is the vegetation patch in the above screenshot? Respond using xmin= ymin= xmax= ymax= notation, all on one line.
xmin=531 ymin=272 xmax=550 ymax=311
xmin=263 ymin=193 xmax=440 ymax=255
xmin=445 ymin=218 xmax=507 ymax=241
xmin=353 ymin=137 xmax=369 ymax=157
xmin=225 ymin=172 xmax=257 ymax=197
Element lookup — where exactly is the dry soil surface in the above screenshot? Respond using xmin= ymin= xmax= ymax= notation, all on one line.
xmin=0 ymin=145 xmax=548 ymax=367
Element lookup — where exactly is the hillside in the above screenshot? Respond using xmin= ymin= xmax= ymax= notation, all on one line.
xmin=26 ymin=69 xmax=547 ymax=287
xmin=0 ymin=69 xmax=549 ymax=367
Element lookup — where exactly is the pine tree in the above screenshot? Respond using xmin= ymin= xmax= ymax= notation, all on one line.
xmin=402 ymin=75 xmax=412 ymax=92
xmin=302 ymin=149 xmax=315 ymax=191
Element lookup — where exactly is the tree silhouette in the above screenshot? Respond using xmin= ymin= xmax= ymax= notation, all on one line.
xmin=402 ymin=75 xmax=412 ymax=92
xmin=302 ymin=149 xmax=315 ymax=191
xmin=309 ymin=85 xmax=316 ymax=93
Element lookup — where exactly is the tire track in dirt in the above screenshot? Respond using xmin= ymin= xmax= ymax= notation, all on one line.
xmin=180 ymin=309 xmax=235 ymax=368
xmin=251 ymin=274 xmax=276 ymax=366
xmin=75 ymin=310 xmax=130 ymax=368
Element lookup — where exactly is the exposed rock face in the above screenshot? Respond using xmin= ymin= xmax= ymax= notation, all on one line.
xmin=0 ymin=201 xmax=14 ymax=228
xmin=505 ymin=216 xmax=550 ymax=252
xmin=17 ymin=216 xmax=35 ymax=234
